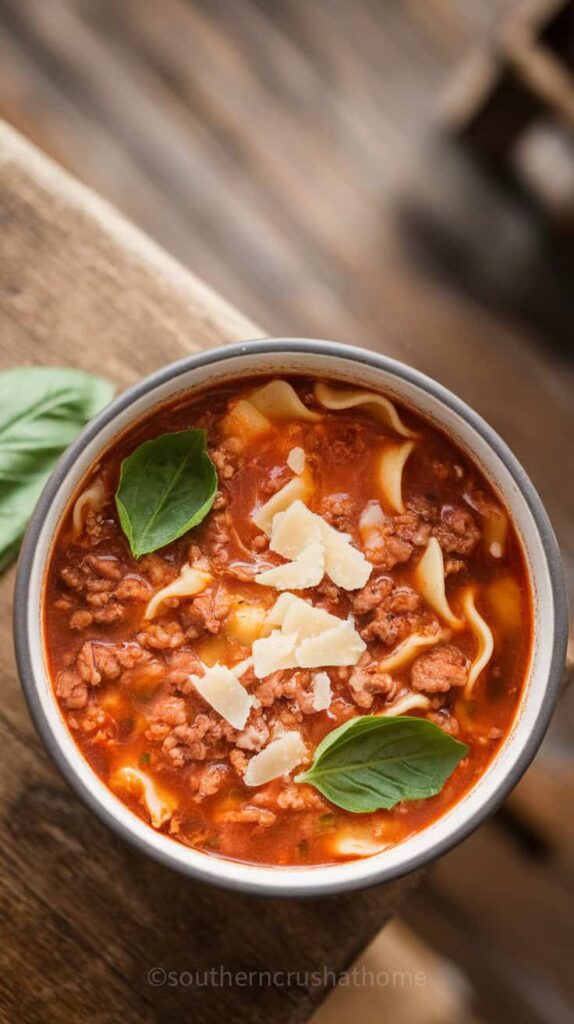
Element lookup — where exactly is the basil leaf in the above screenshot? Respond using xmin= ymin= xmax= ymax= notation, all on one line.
xmin=115 ymin=429 xmax=218 ymax=558
xmin=295 ymin=715 xmax=468 ymax=813
xmin=0 ymin=367 xmax=114 ymax=571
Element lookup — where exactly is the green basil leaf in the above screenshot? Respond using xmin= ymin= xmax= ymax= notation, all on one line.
xmin=295 ymin=715 xmax=468 ymax=813
xmin=0 ymin=367 xmax=115 ymax=571
xmin=115 ymin=429 xmax=218 ymax=558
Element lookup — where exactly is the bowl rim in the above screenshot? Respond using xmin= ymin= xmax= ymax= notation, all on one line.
xmin=14 ymin=337 xmax=568 ymax=896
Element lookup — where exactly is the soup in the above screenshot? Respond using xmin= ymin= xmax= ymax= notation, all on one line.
xmin=44 ymin=376 xmax=532 ymax=866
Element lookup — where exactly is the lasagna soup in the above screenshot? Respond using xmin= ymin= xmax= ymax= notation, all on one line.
xmin=44 ymin=377 xmax=532 ymax=866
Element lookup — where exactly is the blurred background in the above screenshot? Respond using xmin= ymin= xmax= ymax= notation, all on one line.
xmin=1 ymin=0 xmax=573 ymax=1021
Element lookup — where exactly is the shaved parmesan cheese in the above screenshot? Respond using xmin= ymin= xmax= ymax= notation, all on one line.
xmin=145 ymin=564 xmax=212 ymax=620
xmin=111 ymin=766 xmax=175 ymax=828
xmin=258 ymin=594 xmax=365 ymax=674
xmin=190 ymin=663 xmax=253 ymax=729
xmin=252 ymin=476 xmax=312 ymax=535
xmin=270 ymin=500 xmax=322 ymax=560
xmin=281 ymin=597 xmax=339 ymax=640
xmin=311 ymin=672 xmax=332 ymax=711
xmin=252 ymin=630 xmax=299 ymax=678
xmin=249 ymin=380 xmax=320 ymax=422
xmin=244 ymin=732 xmax=306 ymax=787
xmin=264 ymin=591 xmax=300 ymax=628
xmin=320 ymin=522 xmax=371 ymax=590
xmin=359 ymin=500 xmax=384 ymax=532
xmin=267 ymin=499 xmax=372 ymax=591
xmin=296 ymin=619 xmax=366 ymax=668
xmin=287 ymin=447 xmax=306 ymax=474
xmin=254 ymin=540 xmax=324 ymax=590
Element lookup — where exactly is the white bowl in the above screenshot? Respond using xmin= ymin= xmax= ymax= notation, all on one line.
xmin=14 ymin=339 xmax=568 ymax=896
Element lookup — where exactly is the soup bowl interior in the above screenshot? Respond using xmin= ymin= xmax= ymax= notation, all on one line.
xmin=14 ymin=339 xmax=567 ymax=896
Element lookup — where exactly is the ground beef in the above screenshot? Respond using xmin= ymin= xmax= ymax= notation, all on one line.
xmin=255 ymin=670 xmax=317 ymax=716
xmin=83 ymin=554 xmax=123 ymax=581
xmin=351 ymin=575 xmax=393 ymax=616
xmin=55 ymin=669 xmax=89 ymax=710
xmin=209 ymin=441 xmax=242 ymax=481
xmin=204 ymin=511 xmax=232 ymax=568
xmin=254 ymin=671 xmax=290 ymax=708
xmin=276 ymin=785 xmax=326 ymax=811
xmin=229 ymin=749 xmax=249 ymax=776
xmin=319 ymin=493 xmax=356 ymax=532
xmin=190 ymin=764 xmax=228 ymax=802
xmin=60 ymin=555 xmax=151 ymax=630
xmin=353 ymin=579 xmax=438 ymax=646
xmin=433 ymin=505 xmax=481 ymax=556
xmin=166 ymin=649 xmax=203 ymax=688
xmin=139 ymin=554 xmax=177 ymax=587
xmin=56 ymin=641 xmax=156 ymax=708
xmin=347 ymin=653 xmax=400 ymax=709
xmin=320 ymin=424 xmax=367 ymax=462
xmin=426 ymin=709 xmax=461 ymax=736
xmin=361 ymin=506 xmax=432 ymax=571
xmin=115 ymin=576 xmax=153 ymax=601
xmin=411 ymin=644 xmax=469 ymax=693
xmin=252 ymin=783 xmax=325 ymax=812
xmin=77 ymin=641 xmax=150 ymax=686
xmin=183 ymin=584 xmax=231 ymax=637
xmin=259 ymin=466 xmax=292 ymax=497
xmin=234 ymin=710 xmax=271 ymax=752
xmin=219 ymin=806 xmax=276 ymax=827
xmin=312 ymin=576 xmax=343 ymax=610
xmin=69 ymin=610 xmax=94 ymax=631
xmin=137 ymin=620 xmax=187 ymax=650
xmin=145 ymin=706 xmax=230 ymax=768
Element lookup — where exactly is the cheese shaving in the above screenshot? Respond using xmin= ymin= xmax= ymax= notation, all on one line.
xmin=252 ymin=630 xmax=299 ymax=678
xmin=263 ymin=499 xmax=371 ymax=592
xmin=311 ymin=672 xmax=332 ymax=711
xmin=296 ymin=619 xmax=366 ymax=668
xmin=254 ymin=540 xmax=324 ymax=590
xmin=244 ymin=732 xmax=306 ymax=787
xmin=252 ymin=477 xmax=312 ymax=535
xmin=190 ymin=663 xmax=253 ymax=729
xmin=287 ymin=447 xmax=306 ymax=474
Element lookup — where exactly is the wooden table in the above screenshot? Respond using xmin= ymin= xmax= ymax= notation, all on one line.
xmin=0 ymin=120 xmax=419 ymax=1024
xmin=1 ymin=4 xmax=573 ymax=1021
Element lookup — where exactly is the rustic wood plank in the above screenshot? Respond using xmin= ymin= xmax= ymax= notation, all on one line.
xmin=0 ymin=120 xmax=419 ymax=1024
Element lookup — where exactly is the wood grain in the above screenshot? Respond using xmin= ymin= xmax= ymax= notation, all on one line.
xmin=0 ymin=120 xmax=418 ymax=1024
xmin=0 ymin=2 xmax=573 ymax=1021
